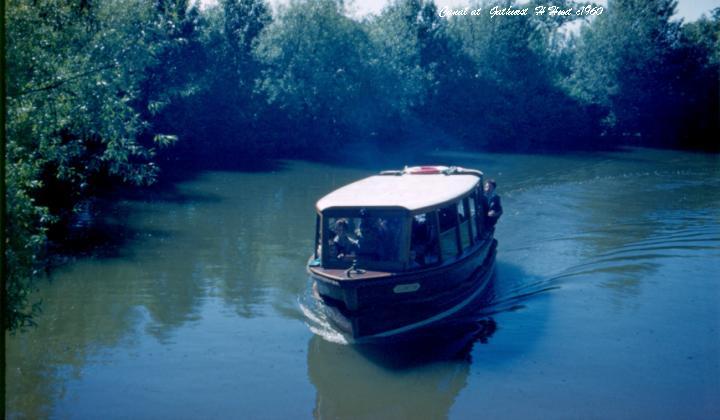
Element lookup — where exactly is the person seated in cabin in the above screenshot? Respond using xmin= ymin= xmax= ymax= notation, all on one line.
xmin=484 ymin=179 xmax=503 ymax=229
xmin=356 ymin=216 xmax=389 ymax=260
xmin=411 ymin=215 xmax=430 ymax=266
xmin=438 ymin=205 xmax=456 ymax=230
xmin=411 ymin=214 xmax=440 ymax=267
xmin=328 ymin=218 xmax=358 ymax=260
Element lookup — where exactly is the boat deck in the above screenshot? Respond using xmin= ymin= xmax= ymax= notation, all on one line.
xmin=308 ymin=266 xmax=393 ymax=282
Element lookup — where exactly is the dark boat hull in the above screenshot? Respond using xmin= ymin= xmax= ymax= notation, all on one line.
xmin=310 ymin=238 xmax=497 ymax=340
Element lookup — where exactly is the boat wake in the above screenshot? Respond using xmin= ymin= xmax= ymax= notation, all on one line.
xmin=298 ymin=280 xmax=349 ymax=345
xmin=542 ymin=221 xmax=720 ymax=288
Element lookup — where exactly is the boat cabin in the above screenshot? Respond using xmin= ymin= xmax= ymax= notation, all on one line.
xmin=311 ymin=167 xmax=490 ymax=273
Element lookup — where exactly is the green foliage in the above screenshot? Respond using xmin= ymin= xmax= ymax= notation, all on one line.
xmin=157 ymin=0 xmax=272 ymax=160
xmin=438 ymin=0 xmax=601 ymax=149
xmin=676 ymin=8 xmax=720 ymax=150
xmin=683 ymin=8 xmax=720 ymax=66
xmin=4 ymin=141 xmax=53 ymax=331
xmin=365 ymin=1 xmax=427 ymax=113
xmin=566 ymin=0 xmax=719 ymax=148
xmin=254 ymin=0 xmax=381 ymax=144
xmin=4 ymin=0 xmax=184 ymax=331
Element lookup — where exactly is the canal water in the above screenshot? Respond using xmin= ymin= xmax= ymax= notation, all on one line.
xmin=6 ymin=149 xmax=720 ymax=418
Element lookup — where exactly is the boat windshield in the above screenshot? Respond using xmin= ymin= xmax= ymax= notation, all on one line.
xmin=323 ymin=212 xmax=403 ymax=267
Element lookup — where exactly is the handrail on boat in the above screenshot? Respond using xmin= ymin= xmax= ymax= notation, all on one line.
xmin=344 ymin=259 xmax=366 ymax=278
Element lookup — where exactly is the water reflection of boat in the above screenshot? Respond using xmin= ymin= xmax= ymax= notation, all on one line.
xmin=307 ymin=166 xmax=499 ymax=340
xmin=307 ymin=319 xmax=496 ymax=419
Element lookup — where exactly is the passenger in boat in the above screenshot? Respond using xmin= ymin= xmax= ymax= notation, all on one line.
xmin=484 ymin=179 xmax=503 ymax=228
xmin=357 ymin=216 xmax=389 ymax=260
xmin=410 ymin=213 xmax=441 ymax=267
xmin=411 ymin=216 xmax=427 ymax=265
xmin=329 ymin=218 xmax=358 ymax=259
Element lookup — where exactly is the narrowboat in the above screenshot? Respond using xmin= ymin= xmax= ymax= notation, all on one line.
xmin=307 ymin=166 xmax=499 ymax=340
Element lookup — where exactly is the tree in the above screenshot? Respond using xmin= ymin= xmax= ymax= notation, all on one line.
xmin=254 ymin=0 xmax=385 ymax=150
xmin=568 ymin=0 xmax=691 ymax=147
xmin=4 ymin=0 xmax=179 ymax=331
xmin=675 ymin=9 xmax=720 ymax=150
xmin=442 ymin=0 xmax=601 ymax=150
xmin=137 ymin=0 xmax=206 ymax=139
xmin=158 ymin=0 xmax=274 ymax=163
xmin=364 ymin=0 xmax=427 ymax=117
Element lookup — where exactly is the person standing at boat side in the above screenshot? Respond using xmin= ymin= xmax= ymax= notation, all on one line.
xmin=484 ymin=179 xmax=503 ymax=229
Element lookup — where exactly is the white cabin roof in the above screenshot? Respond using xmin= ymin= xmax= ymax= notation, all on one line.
xmin=316 ymin=173 xmax=481 ymax=212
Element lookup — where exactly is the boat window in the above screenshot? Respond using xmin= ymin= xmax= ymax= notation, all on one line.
xmin=410 ymin=212 xmax=440 ymax=267
xmin=474 ymin=190 xmax=487 ymax=239
xmin=323 ymin=214 xmax=403 ymax=266
xmin=439 ymin=204 xmax=456 ymax=232
xmin=468 ymin=195 xmax=477 ymax=240
xmin=458 ymin=198 xmax=472 ymax=250
xmin=438 ymin=204 xmax=460 ymax=260
xmin=314 ymin=214 xmax=321 ymax=259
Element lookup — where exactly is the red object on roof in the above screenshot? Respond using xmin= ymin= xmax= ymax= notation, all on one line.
xmin=406 ymin=166 xmax=446 ymax=174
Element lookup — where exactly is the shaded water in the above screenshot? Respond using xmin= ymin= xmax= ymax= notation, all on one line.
xmin=6 ymin=149 xmax=720 ymax=418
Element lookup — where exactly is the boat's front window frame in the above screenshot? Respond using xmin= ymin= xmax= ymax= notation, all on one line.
xmin=438 ymin=202 xmax=462 ymax=260
xmin=458 ymin=198 xmax=474 ymax=251
xmin=466 ymin=196 xmax=477 ymax=243
xmin=409 ymin=210 xmax=442 ymax=269
xmin=313 ymin=213 xmax=321 ymax=259
xmin=320 ymin=208 xmax=409 ymax=271
xmin=473 ymin=187 xmax=486 ymax=239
